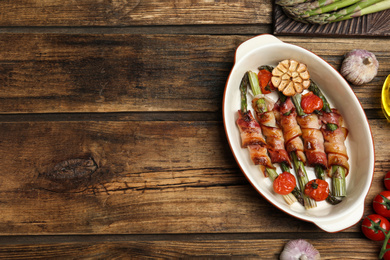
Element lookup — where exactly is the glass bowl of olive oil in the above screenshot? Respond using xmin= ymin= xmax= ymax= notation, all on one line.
xmin=382 ymin=75 xmax=390 ymax=121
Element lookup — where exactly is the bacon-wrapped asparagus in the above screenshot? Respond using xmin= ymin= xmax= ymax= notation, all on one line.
xmin=291 ymin=93 xmax=342 ymax=204
xmin=237 ymin=110 xmax=273 ymax=169
xmin=250 ymin=69 xmax=292 ymax=168
xmin=309 ymin=82 xmax=349 ymax=197
xmin=248 ymin=71 xmax=303 ymax=205
xmin=236 ymin=72 xmax=297 ymax=205
xmin=277 ymin=95 xmax=317 ymax=209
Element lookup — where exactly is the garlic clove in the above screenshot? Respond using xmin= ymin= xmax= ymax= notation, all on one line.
xmin=279 ymin=80 xmax=289 ymax=92
xmin=283 ymin=81 xmax=295 ymax=96
xmin=294 ymin=82 xmax=303 ymax=93
xmin=280 ymin=239 xmax=320 ymax=260
xmin=340 ymin=49 xmax=379 ymax=85
xmin=302 ymin=80 xmax=310 ymax=89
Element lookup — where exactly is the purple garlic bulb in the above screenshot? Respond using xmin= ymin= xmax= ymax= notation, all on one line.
xmin=340 ymin=49 xmax=379 ymax=85
xmin=280 ymin=239 xmax=320 ymax=260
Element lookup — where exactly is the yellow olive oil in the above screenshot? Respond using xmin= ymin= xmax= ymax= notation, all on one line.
xmin=382 ymin=74 xmax=390 ymax=121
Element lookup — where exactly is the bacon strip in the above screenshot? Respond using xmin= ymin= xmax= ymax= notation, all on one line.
xmin=320 ymin=109 xmax=350 ymax=176
xmin=253 ymin=98 xmax=291 ymax=167
xmin=296 ymin=114 xmax=327 ymax=169
xmin=278 ymin=98 xmax=306 ymax=164
xmin=236 ymin=110 xmax=266 ymax=148
xmin=247 ymin=145 xmax=274 ymax=169
xmin=236 ymin=110 xmax=274 ymax=170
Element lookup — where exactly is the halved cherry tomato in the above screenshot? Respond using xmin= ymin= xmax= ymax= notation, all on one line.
xmin=258 ymin=69 xmax=274 ymax=94
xmin=361 ymin=214 xmax=390 ymax=241
xmin=384 ymin=171 xmax=390 ymax=190
xmin=304 ymin=179 xmax=329 ymax=201
xmin=301 ymin=91 xmax=323 ymax=114
xmin=273 ymin=172 xmax=296 ymax=195
xmin=373 ymin=191 xmax=390 ymax=217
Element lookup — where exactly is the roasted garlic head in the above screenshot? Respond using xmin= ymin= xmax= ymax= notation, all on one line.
xmin=271 ymin=59 xmax=310 ymax=96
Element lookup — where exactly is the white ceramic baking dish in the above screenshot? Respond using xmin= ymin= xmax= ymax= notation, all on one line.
xmin=223 ymin=34 xmax=375 ymax=232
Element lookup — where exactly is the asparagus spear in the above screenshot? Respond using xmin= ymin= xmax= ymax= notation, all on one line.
xmin=333 ymin=0 xmax=390 ymax=22
xmin=305 ymin=0 xmax=383 ymax=24
xmin=290 ymin=152 xmax=317 ymax=209
xmin=294 ymin=0 xmax=343 ymax=12
xmin=281 ymin=162 xmax=305 ymax=206
xmin=242 ymin=71 xmax=297 ymax=205
xmin=290 ymin=92 xmax=342 ymax=205
xmin=240 ymin=72 xmax=249 ymax=113
xmin=309 ymin=81 xmax=348 ymax=198
xmin=285 ymin=0 xmax=361 ymax=18
xmin=308 ymin=80 xmax=331 ymax=113
xmin=275 ymin=0 xmax=310 ymax=7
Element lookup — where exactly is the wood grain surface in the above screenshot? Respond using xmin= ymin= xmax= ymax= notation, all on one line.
xmin=0 ymin=0 xmax=389 ymax=259
xmin=0 ymin=34 xmax=387 ymax=113
xmin=0 ymin=0 xmax=273 ymax=26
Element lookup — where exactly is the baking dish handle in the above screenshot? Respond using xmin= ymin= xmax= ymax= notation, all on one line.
xmin=313 ymin=203 xmax=364 ymax=233
xmin=235 ymin=34 xmax=283 ymax=64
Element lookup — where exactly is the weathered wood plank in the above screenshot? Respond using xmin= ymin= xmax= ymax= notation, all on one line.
xmin=0 ymin=0 xmax=273 ymax=26
xmin=0 ymin=119 xmax=386 ymax=234
xmin=0 ymin=33 xmax=237 ymax=113
xmin=0 ymin=34 xmax=387 ymax=114
xmin=0 ymin=239 xmax=379 ymax=259
xmin=0 ymin=24 xmax=272 ymax=35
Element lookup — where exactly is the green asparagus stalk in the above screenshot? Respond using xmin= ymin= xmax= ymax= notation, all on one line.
xmin=281 ymin=162 xmax=305 ymax=206
xmin=276 ymin=0 xmax=310 ymax=7
xmin=248 ymin=71 xmax=261 ymax=96
xmin=240 ymin=71 xmax=249 ymax=113
xmin=331 ymin=165 xmax=346 ymax=197
xmin=308 ymin=81 xmax=331 ymax=113
xmin=291 ymin=152 xmax=317 ymax=209
xmin=314 ymin=165 xmax=342 ymax=204
xmin=284 ymin=0 xmax=361 ymax=18
xmin=291 ymin=94 xmax=306 ymax=117
xmin=282 ymin=7 xmax=311 ymax=23
xmin=333 ymin=0 xmax=390 ymax=22
xmin=305 ymin=0 xmax=383 ymax=24
xmin=285 ymin=0 xmax=344 ymax=17
xmin=294 ymin=0 xmax=343 ymax=12
xmin=309 ymin=81 xmax=347 ymax=198
xmin=248 ymin=71 xmax=268 ymax=113
xmin=245 ymin=71 xmax=298 ymax=205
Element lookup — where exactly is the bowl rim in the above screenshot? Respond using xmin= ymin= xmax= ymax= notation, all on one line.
xmin=222 ymin=33 xmax=376 ymax=233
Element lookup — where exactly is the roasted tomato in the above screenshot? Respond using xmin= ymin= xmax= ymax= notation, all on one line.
xmin=258 ymin=69 xmax=274 ymax=94
xmin=301 ymin=91 xmax=323 ymax=114
xmin=373 ymin=191 xmax=390 ymax=217
xmin=304 ymin=179 xmax=329 ymax=201
xmin=385 ymin=171 xmax=390 ymax=190
xmin=361 ymin=214 xmax=390 ymax=241
xmin=273 ymin=172 xmax=296 ymax=195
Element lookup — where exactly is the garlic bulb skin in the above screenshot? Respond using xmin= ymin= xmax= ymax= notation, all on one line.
xmin=340 ymin=49 xmax=379 ymax=85
xmin=280 ymin=239 xmax=320 ymax=260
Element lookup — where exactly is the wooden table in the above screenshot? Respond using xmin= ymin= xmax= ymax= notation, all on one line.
xmin=0 ymin=1 xmax=389 ymax=259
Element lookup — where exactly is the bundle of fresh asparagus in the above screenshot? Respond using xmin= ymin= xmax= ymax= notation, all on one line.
xmin=276 ymin=0 xmax=390 ymax=24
